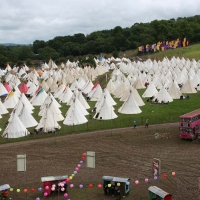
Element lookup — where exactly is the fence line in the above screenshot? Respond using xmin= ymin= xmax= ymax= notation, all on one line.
xmin=0 ymin=113 xmax=179 ymax=142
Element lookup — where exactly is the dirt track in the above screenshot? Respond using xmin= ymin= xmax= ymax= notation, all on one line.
xmin=0 ymin=122 xmax=199 ymax=200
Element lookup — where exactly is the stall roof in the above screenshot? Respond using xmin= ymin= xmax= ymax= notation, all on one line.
xmin=148 ymin=186 xmax=172 ymax=198
xmin=0 ymin=184 xmax=10 ymax=191
xmin=41 ymin=175 xmax=68 ymax=182
xmin=102 ymin=176 xmax=130 ymax=183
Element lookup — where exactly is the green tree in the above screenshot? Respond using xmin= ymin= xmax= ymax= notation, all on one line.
xmin=17 ymin=46 xmax=33 ymax=61
xmin=112 ymin=26 xmax=123 ymax=36
xmin=38 ymin=47 xmax=59 ymax=62
xmin=112 ymin=50 xmax=118 ymax=58
xmin=32 ymin=40 xmax=46 ymax=54
xmin=73 ymin=33 xmax=86 ymax=44
xmin=0 ymin=55 xmax=9 ymax=68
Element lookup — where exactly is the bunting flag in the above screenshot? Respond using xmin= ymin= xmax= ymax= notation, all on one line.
xmin=138 ymin=46 xmax=142 ymax=51
xmin=37 ymin=88 xmax=44 ymax=96
xmin=138 ymin=37 xmax=189 ymax=53
xmin=19 ymin=82 xmax=28 ymax=94
xmin=182 ymin=37 xmax=187 ymax=47
xmin=92 ymin=82 xmax=99 ymax=90
xmin=35 ymin=86 xmax=41 ymax=95
xmin=7 ymin=91 xmax=14 ymax=99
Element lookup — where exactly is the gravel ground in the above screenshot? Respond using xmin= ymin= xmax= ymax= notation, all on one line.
xmin=0 ymin=122 xmax=199 ymax=200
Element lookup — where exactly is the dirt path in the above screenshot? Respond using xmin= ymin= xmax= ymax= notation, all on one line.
xmin=0 ymin=122 xmax=199 ymax=200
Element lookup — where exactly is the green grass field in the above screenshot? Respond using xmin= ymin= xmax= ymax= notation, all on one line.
xmin=1 ymin=77 xmax=199 ymax=145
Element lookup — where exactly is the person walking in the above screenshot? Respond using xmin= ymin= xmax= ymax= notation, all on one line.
xmin=133 ymin=120 xmax=137 ymax=129
xmin=145 ymin=119 xmax=149 ymax=128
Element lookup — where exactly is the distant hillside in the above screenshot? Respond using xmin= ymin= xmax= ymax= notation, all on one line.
xmin=0 ymin=43 xmax=31 ymax=46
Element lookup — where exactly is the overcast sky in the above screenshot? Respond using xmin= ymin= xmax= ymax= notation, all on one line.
xmin=0 ymin=0 xmax=200 ymax=44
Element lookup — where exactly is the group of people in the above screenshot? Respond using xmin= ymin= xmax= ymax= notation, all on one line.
xmin=133 ymin=119 xmax=149 ymax=128
xmin=104 ymin=183 xmax=121 ymax=199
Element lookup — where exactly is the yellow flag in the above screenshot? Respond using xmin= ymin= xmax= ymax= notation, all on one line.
xmin=138 ymin=46 xmax=142 ymax=51
xmin=8 ymin=91 xmax=14 ymax=99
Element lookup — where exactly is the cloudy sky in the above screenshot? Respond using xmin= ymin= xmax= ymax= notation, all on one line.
xmin=0 ymin=0 xmax=200 ymax=44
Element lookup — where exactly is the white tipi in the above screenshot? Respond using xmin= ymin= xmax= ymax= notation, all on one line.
xmin=0 ymin=99 xmax=9 ymax=115
xmin=2 ymin=112 xmax=29 ymax=138
xmin=142 ymin=82 xmax=158 ymax=98
xmin=168 ymin=81 xmax=183 ymax=99
xmin=18 ymin=105 xmax=38 ymax=128
xmin=181 ymin=78 xmax=197 ymax=94
xmin=35 ymin=106 xmax=61 ymax=132
xmin=93 ymin=96 xmax=118 ymax=120
xmin=118 ymin=91 xmax=142 ymax=114
xmin=63 ymin=99 xmax=88 ymax=126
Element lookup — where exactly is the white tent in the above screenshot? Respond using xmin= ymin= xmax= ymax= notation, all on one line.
xmin=106 ymin=78 xmax=116 ymax=94
xmin=132 ymin=87 xmax=145 ymax=106
xmin=81 ymin=80 xmax=94 ymax=94
xmin=58 ymin=86 xmax=73 ymax=104
xmin=94 ymin=88 xmax=117 ymax=113
xmin=63 ymin=100 xmax=88 ymax=126
xmin=18 ymin=105 xmax=38 ymax=128
xmin=0 ymin=99 xmax=9 ymax=115
xmin=12 ymin=98 xmax=33 ymax=117
xmin=181 ymin=78 xmax=197 ymax=94
xmin=113 ymin=82 xmax=127 ymax=98
xmin=0 ymin=69 xmax=5 ymax=76
xmin=46 ymin=77 xmax=53 ymax=88
xmin=0 ymin=82 xmax=8 ymax=97
xmin=142 ymin=82 xmax=158 ymax=98
xmin=87 ymin=83 xmax=103 ymax=101
xmin=153 ymin=86 xmax=173 ymax=103
xmin=39 ymin=99 xmax=64 ymax=122
xmin=30 ymin=88 xmax=48 ymax=106
xmin=17 ymin=93 xmax=34 ymax=112
xmin=133 ymin=76 xmax=146 ymax=89
xmin=191 ymin=74 xmax=200 ymax=88
xmin=70 ymin=80 xmax=82 ymax=91
xmin=67 ymin=97 xmax=89 ymax=116
xmin=26 ymin=82 xmax=38 ymax=96
xmin=3 ymin=91 xmax=19 ymax=108
xmin=77 ymin=90 xmax=90 ymax=109
xmin=41 ymin=80 xmax=49 ymax=92
xmin=93 ymin=96 xmax=118 ymax=120
xmin=44 ymin=93 xmax=61 ymax=108
xmin=2 ymin=112 xmax=29 ymax=138
xmin=35 ymin=106 xmax=61 ymax=132
xmin=168 ymin=81 xmax=183 ymax=99
xmin=50 ymin=80 xmax=58 ymax=93
xmin=54 ymin=84 xmax=66 ymax=98
xmin=104 ymin=88 xmax=117 ymax=106
xmin=118 ymin=91 xmax=142 ymax=114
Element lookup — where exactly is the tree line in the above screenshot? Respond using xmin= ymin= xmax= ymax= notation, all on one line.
xmin=0 ymin=15 xmax=200 ymax=67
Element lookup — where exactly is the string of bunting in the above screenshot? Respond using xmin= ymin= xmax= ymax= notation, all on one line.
xmin=8 ymin=169 xmax=176 ymax=200
xmin=7 ymin=152 xmax=177 ymax=199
